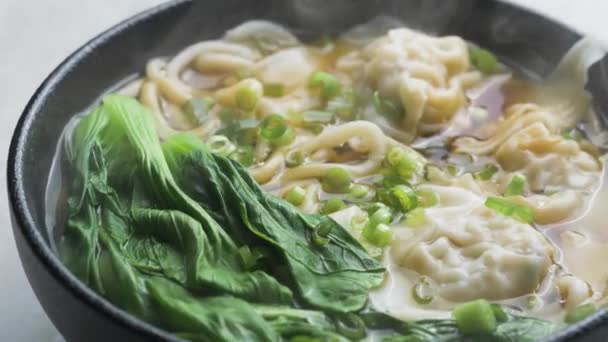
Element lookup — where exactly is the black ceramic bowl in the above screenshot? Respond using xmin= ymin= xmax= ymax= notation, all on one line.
xmin=8 ymin=0 xmax=608 ymax=341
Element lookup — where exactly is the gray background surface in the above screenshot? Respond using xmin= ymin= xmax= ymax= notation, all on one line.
xmin=0 ymin=0 xmax=605 ymax=340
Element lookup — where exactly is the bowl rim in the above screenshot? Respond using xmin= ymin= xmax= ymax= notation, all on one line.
xmin=6 ymin=0 xmax=607 ymax=341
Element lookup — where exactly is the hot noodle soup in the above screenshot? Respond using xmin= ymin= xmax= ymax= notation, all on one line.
xmin=50 ymin=20 xmax=608 ymax=341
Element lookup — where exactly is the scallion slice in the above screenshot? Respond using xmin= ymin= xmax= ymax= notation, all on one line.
xmin=259 ymin=114 xmax=288 ymax=140
xmin=385 ymin=146 xmax=418 ymax=179
xmin=235 ymin=85 xmax=258 ymax=111
xmin=476 ymin=164 xmax=498 ymax=181
xmin=207 ymin=135 xmax=236 ymax=156
xmin=309 ymin=71 xmax=341 ymax=100
xmin=505 ymin=174 xmax=526 ymax=196
xmin=362 ymin=223 xmax=393 ymax=247
xmin=411 ymin=277 xmax=434 ymax=305
xmin=320 ymin=198 xmax=347 ymax=215
xmin=285 ymin=149 xmax=304 ymax=168
xmin=321 ymin=167 xmax=352 ymax=193
xmin=369 ymin=206 xmax=392 ymax=227
xmin=453 ymin=299 xmax=497 ymax=335
xmin=285 ymin=186 xmax=306 ymax=206
xmin=391 ymin=185 xmax=418 ymax=212
xmin=485 ymin=196 xmax=533 ymax=223
xmin=272 ymin=127 xmax=295 ymax=147
xmin=469 ymin=47 xmax=499 ymax=74
xmin=349 ymin=184 xmax=369 ymax=199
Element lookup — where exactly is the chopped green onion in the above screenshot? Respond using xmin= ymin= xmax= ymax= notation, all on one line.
xmin=235 ymin=86 xmax=258 ymax=111
xmin=565 ymin=303 xmax=596 ymax=324
xmin=381 ymin=175 xmax=408 ymax=189
xmin=272 ymin=127 xmax=295 ymax=147
xmin=349 ymin=184 xmax=369 ymax=199
xmin=285 ymin=149 xmax=304 ymax=168
xmin=404 ymin=208 xmax=427 ymax=227
xmin=230 ymin=146 xmax=255 ymax=166
xmin=505 ymin=175 xmax=526 ymax=196
xmin=182 ymin=97 xmax=215 ymax=124
xmin=316 ymin=221 xmax=333 ymax=237
xmin=312 ymin=221 xmax=333 ymax=246
xmin=309 ymin=71 xmax=341 ymax=100
xmin=411 ymin=277 xmax=434 ymax=305
xmin=303 ymin=110 xmax=335 ymax=125
xmin=322 ymin=167 xmax=352 ymax=193
xmin=491 ymin=304 xmax=508 ymax=323
xmin=259 ymin=114 xmax=288 ymax=140
xmin=485 ymin=196 xmax=515 ymax=216
xmin=321 ymin=198 xmax=347 ymax=215
xmin=369 ymin=207 xmax=392 ymax=227
xmin=469 ymin=47 xmax=499 ymax=74
xmin=485 ymin=196 xmax=533 ymax=223
xmin=476 ymin=164 xmax=498 ymax=181
xmin=327 ymin=90 xmax=356 ymax=120
xmin=512 ymin=205 xmax=534 ymax=223
xmin=285 ymin=186 xmax=306 ymax=206
xmin=416 ymin=188 xmax=438 ymax=207
xmin=207 ymin=135 xmax=236 ymax=156
xmin=391 ymin=185 xmax=418 ymax=212
xmin=363 ymin=223 xmax=393 ymax=247
xmin=373 ymin=91 xmax=403 ymax=122
xmin=453 ymin=299 xmax=497 ymax=335
xmin=263 ymin=83 xmax=284 ymax=97
xmin=385 ymin=146 xmax=418 ymax=178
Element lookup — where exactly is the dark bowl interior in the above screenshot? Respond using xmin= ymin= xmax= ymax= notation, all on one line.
xmin=8 ymin=0 xmax=608 ymax=341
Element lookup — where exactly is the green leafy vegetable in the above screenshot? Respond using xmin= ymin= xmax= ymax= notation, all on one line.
xmin=163 ymin=139 xmax=384 ymax=313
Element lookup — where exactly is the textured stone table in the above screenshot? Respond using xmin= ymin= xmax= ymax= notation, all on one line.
xmin=0 ymin=0 xmax=604 ymax=340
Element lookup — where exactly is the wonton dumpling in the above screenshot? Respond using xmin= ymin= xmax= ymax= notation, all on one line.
xmin=337 ymin=28 xmax=481 ymax=141
xmin=495 ymin=122 xmax=600 ymax=191
xmin=391 ymin=185 xmax=553 ymax=301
